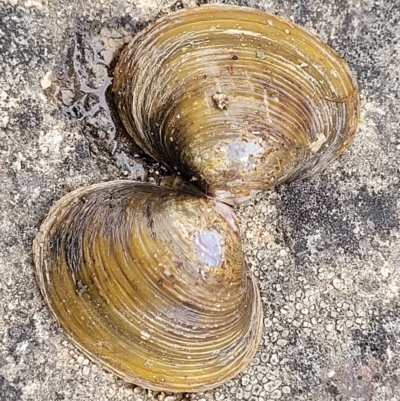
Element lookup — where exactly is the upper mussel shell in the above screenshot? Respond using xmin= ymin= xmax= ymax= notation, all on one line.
xmin=33 ymin=180 xmax=263 ymax=392
xmin=114 ymin=5 xmax=360 ymax=203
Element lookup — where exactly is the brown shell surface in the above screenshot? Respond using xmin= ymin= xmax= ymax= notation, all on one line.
xmin=33 ymin=180 xmax=263 ymax=392
xmin=114 ymin=4 xmax=360 ymax=203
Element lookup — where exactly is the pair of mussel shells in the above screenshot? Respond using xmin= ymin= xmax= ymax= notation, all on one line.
xmin=34 ymin=4 xmax=359 ymax=393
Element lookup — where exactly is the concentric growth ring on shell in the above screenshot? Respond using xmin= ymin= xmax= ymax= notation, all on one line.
xmin=114 ymin=4 xmax=359 ymax=204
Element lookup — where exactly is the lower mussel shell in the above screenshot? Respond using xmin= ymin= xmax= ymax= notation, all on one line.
xmin=33 ymin=180 xmax=263 ymax=392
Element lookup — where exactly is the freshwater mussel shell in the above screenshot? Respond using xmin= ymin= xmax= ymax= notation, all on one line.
xmin=114 ymin=5 xmax=360 ymax=203
xmin=33 ymin=180 xmax=263 ymax=392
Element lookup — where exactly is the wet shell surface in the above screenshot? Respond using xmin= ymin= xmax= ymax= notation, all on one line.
xmin=33 ymin=180 xmax=263 ymax=392
xmin=114 ymin=4 xmax=360 ymax=203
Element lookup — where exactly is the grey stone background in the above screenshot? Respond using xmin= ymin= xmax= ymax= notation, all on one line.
xmin=0 ymin=0 xmax=399 ymax=400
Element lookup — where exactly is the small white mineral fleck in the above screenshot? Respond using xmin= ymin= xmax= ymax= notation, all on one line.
xmin=333 ymin=278 xmax=343 ymax=290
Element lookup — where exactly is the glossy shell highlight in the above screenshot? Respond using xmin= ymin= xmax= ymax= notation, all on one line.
xmin=114 ymin=4 xmax=360 ymax=203
xmin=33 ymin=180 xmax=263 ymax=392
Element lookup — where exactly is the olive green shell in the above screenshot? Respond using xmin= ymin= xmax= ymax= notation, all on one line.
xmin=114 ymin=4 xmax=360 ymax=203
xmin=34 ymin=4 xmax=361 ymax=394
xmin=33 ymin=180 xmax=263 ymax=392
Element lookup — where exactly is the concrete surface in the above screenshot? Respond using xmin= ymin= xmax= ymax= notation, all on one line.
xmin=0 ymin=0 xmax=399 ymax=400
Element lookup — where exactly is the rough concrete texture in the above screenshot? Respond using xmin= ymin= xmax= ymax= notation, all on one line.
xmin=0 ymin=0 xmax=399 ymax=400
